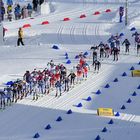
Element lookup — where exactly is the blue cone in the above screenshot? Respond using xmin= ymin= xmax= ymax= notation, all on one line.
xmin=120 ymin=33 xmax=124 ymax=37
xmin=132 ymin=91 xmax=137 ymax=96
xmin=45 ymin=124 xmax=51 ymax=130
xmin=115 ymin=112 xmax=120 ymax=116
xmin=33 ymin=133 xmax=40 ymax=138
xmin=96 ymin=90 xmax=101 ymax=95
xmin=52 ymin=45 xmax=59 ymax=50
xmin=65 ymin=52 xmax=68 ymax=57
xmin=127 ymin=98 xmax=132 ymax=103
xmin=104 ymin=84 xmax=110 ymax=88
xmin=75 ymin=55 xmax=79 ymax=59
xmin=56 ymin=116 xmax=62 ymax=122
xmin=137 ymin=85 xmax=140 ymax=89
xmin=84 ymin=51 xmax=88 ymax=56
xmin=67 ymin=109 xmax=72 ymax=114
xmin=122 ymin=72 xmax=127 ymax=76
xmin=113 ymin=78 xmax=118 ymax=82
xmin=102 ymin=127 xmax=107 ymax=132
xmin=130 ymin=66 xmax=135 ymax=70
xmin=130 ymin=27 xmax=136 ymax=31
xmin=121 ymin=105 xmax=126 ymax=110
xmin=6 ymin=81 xmax=14 ymax=86
xmin=108 ymin=119 xmax=114 ymax=124
xmin=86 ymin=96 xmax=92 ymax=101
xmin=65 ymin=56 xmax=69 ymax=59
xmin=66 ymin=60 xmax=71 ymax=64
xmin=95 ymin=135 xmax=101 ymax=140
xmin=77 ymin=103 xmax=82 ymax=107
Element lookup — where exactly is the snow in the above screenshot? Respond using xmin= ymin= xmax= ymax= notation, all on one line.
xmin=0 ymin=0 xmax=140 ymax=140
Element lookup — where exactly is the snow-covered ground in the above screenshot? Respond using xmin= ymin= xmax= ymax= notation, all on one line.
xmin=1 ymin=0 xmax=140 ymax=140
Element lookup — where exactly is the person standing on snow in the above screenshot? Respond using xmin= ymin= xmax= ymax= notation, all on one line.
xmin=17 ymin=27 xmax=24 ymax=46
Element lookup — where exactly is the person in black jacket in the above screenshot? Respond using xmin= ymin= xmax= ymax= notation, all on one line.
xmin=93 ymin=60 xmax=101 ymax=73
xmin=122 ymin=39 xmax=131 ymax=54
xmin=113 ymin=47 xmax=119 ymax=61
xmin=68 ymin=71 xmax=76 ymax=87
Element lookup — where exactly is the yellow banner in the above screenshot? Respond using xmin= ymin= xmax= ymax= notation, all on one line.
xmin=97 ymin=108 xmax=114 ymax=116
xmin=132 ymin=70 xmax=140 ymax=77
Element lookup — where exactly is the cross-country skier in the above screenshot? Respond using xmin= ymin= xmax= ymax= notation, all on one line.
xmin=82 ymin=61 xmax=90 ymax=79
xmin=4 ymin=86 xmax=12 ymax=106
xmin=93 ymin=60 xmax=101 ymax=73
xmin=122 ymin=38 xmax=131 ymax=54
xmin=104 ymin=44 xmax=110 ymax=58
xmin=68 ymin=70 xmax=76 ymax=87
xmin=0 ymin=89 xmax=6 ymax=109
xmin=98 ymin=42 xmax=105 ymax=60
xmin=76 ymin=64 xmax=83 ymax=83
xmin=55 ymin=80 xmax=62 ymax=97
xmin=63 ymin=76 xmax=70 ymax=92
xmin=112 ymin=47 xmax=119 ymax=61
xmin=92 ymin=49 xmax=98 ymax=65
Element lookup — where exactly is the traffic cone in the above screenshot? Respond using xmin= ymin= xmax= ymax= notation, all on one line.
xmin=108 ymin=119 xmax=114 ymax=124
xmin=96 ymin=90 xmax=101 ymax=95
xmin=86 ymin=96 xmax=92 ymax=101
xmin=122 ymin=72 xmax=127 ymax=76
xmin=77 ymin=103 xmax=82 ymax=107
xmin=67 ymin=109 xmax=72 ymax=114
xmin=33 ymin=133 xmax=40 ymax=138
xmin=113 ymin=78 xmax=118 ymax=82
xmin=130 ymin=66 xmax=135 ymax=70
xmin=102 ymin=127 xmax=107 ymax=132
xmin=127 ymin=98 xmax=132 ymax=103
xmin=95 ymin=135 xmax=101 ymax=140
xmin=121 ymin=105 xmax=126 ymax=110
xmin=56 ymin=116 xmax=62 ymax=122
xmin=45 ymin=124 xmax=51 ymax=130
xmin=104 ymin=84 xmax=110 ymax=88
xmin=115 ymin=112 xmax=120 ymax=116
xmin=132 ymin=91 xmax=137 ymax=96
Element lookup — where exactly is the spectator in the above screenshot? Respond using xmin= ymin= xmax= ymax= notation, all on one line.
xmin=27 ymin=3 xmax=32 ymax=17
xmin=17 ymin=28 xmax=24 ymax=46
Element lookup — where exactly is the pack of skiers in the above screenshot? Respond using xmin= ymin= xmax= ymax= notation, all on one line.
xmin=0 ymin=52 xmax=101 ymax=110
